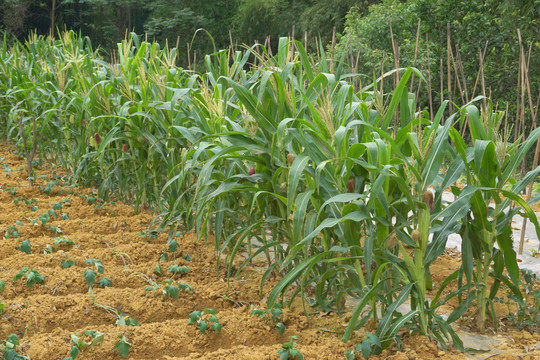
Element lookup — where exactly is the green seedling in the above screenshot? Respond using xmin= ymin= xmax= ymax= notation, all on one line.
xmin=167 ymin=264 xmax=190 ymax=276
xmin=43 ymin=244 xmax=54 ymax=254
xmin=153 ymin=264 xmax=162 ymax=275
xmin=85 ymin=259 xmax=104 ymax=274
xmin=52 ymin=202 xmax=64 ymax=210
xmin=250 ymin=303 xmax=286 ymax=335
xmin=129 ymin=272 xmax=159 ymax=291
xmin=113 ymin=334 xmax=131 ymax=358
xmin=504 ymin=269 xmax=540 ymax=332
xmin=1 ymin=334 xmax=29 ymax=359
xmin=188 ymin=308 xmax=222 ymax=333
xmin=64 ymin=330 xmax=104 ymax=359
xmin=18 ymin=240 xmax=31 ymax=254
xmin=97 ymin=278 xmax=112 ymax=288
xmin=85 ymin=196 xmax=96 ymax=204
xmin=162 ymin=279 xmax=179 ymax=299
xmin=34 ymin=213 xmax=49 ymax=226
xmin=91 ymin=299 xmax=139 ymax=327
xmin=278 ymin=336 xmax=303 ymax=360
xmin=183 ymin=254 xmax=192 ymax=261
xmin=345 ymin=333 xmax=381 ymax=360
xmin=42 ymin=181 xmax=57 ymax=195
xmin=168 ymin=239 xmax=179 ymax=252
xmin=30 ymin=205 xmax=39 ymax=211
xmin=138 ymin=229 xmax=159 ymax=240
xmin=13 ymin=197 xmax=30 ymax=206
xmin=61 ymin=255 xmax=76 ymax=269
xmin=5 ymin=225 xmax=20 ymax=239
xmin=3 ymin=187 xmax=17 ymax=195
xmin=54 ymin=236 xmax=75 ymax=246
xmin=15 ymin=220 xmax=23 ymax=226
xmin=62 ymin=198 xmax=72 ymax=204
xmin=13 ymin=267 xmax=45 ymax=288
xmin=0 ymin=303 xmax=5 ymax=315
xmin=0 ymin=280 xmax=4 ymax=292
xmin=84 ymin=269 xmax=97 ymax=290
xmin=61 ymin=213 xmax=70 ymax=220
xmin=48 ymin=225 xmax=62 ymax=234
xmin=48 ymin=209 xmax=58 ymax=218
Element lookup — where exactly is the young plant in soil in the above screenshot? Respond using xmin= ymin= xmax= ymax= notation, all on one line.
xmin=250 ymin=303 xmax=286 ymax=335
xmin=84 ymin=259 xmax=106 ymax=291
xmin=188 ymin=308 xmax=222 ymax=333
xmin=5 ymin=225 xmax=20 ymax=239
xmin=17 ymin=240 xmax=31 ymax=254
xmin=503 ymin=269 xmax=540 ymax=332
xmin=54 ymin=236 xmax=75 ymax=247
xmin=113 ymin=334 xmax=131 ymax=358
xmin=130 ymin=272 xmax=194 ymax=298
xmin=89 ymin=297 xmax=139 ymax=326
xmin=13 ymin=267 xmax=45 ymax=288
xmin=1 ymin=334 xmax=29 ymax=359
xmin=64 ymin=330 xmax=104 ymax=360
xmin=167 ymin=264 xmax=190 ymax=276
xmin=278 ymin=335 xmax=303 ymax=360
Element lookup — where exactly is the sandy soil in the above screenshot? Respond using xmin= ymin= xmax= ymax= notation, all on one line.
xmin=0 ymin=145 xmax=538 ymax=360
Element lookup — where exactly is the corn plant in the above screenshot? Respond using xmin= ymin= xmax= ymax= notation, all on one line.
xmin=448 ymin=103 xmax=540 ymax=332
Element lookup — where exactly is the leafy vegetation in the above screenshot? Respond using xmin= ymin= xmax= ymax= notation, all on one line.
xmin=188 ymin=308 xmax=222 ymax=333
xmin=0 ymin=29 xmax=538 ymax=357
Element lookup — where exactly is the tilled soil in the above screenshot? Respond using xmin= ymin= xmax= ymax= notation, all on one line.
xmin=0 ymin=146 xmax=538 ymax=359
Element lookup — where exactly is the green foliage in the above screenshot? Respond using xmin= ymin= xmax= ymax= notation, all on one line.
xmin=188 ymin=308 xmax=222 ymax=333
xmin=13 ymin=267 xmax=45 ymax=288
xmin=17 ymin=240 xmax=31 ymax=254
xmin=1 ymin=334 xmax=29 ymax=360
xmin=113 ymin=334 xmax=131 ymax=358
xmin=167 ymin=264 xmax=190 ymax=276
xmin=278 ymin=336 xmax=303 ymax=360
xmin=1 ymin=30 xmax=538 ymax=356
xmin=65 ymin=330 xmax=104 ymax=360
xmin=504 ymin=269 xmax=540 ymax=332
xmin=250 ymin=303 xmax=286 ymax=335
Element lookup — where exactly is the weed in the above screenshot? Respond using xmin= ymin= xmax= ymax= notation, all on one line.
xmin=278 ymin=335 xmax=303 ymax=360
xmin=505 ymin=269 xmax=540 ymax=332
xmin=13 ymin=267 xmax=45 ymax=288
xmin=188 ymin=308 xmax=222 ymax=333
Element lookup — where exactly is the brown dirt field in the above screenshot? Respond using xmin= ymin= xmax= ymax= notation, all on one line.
xmin=0 ymin=146 xmax=539 ymax=359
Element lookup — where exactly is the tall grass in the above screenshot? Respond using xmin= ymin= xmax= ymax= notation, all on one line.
xmin=1 ymin=31 xmax=539 ymax=356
